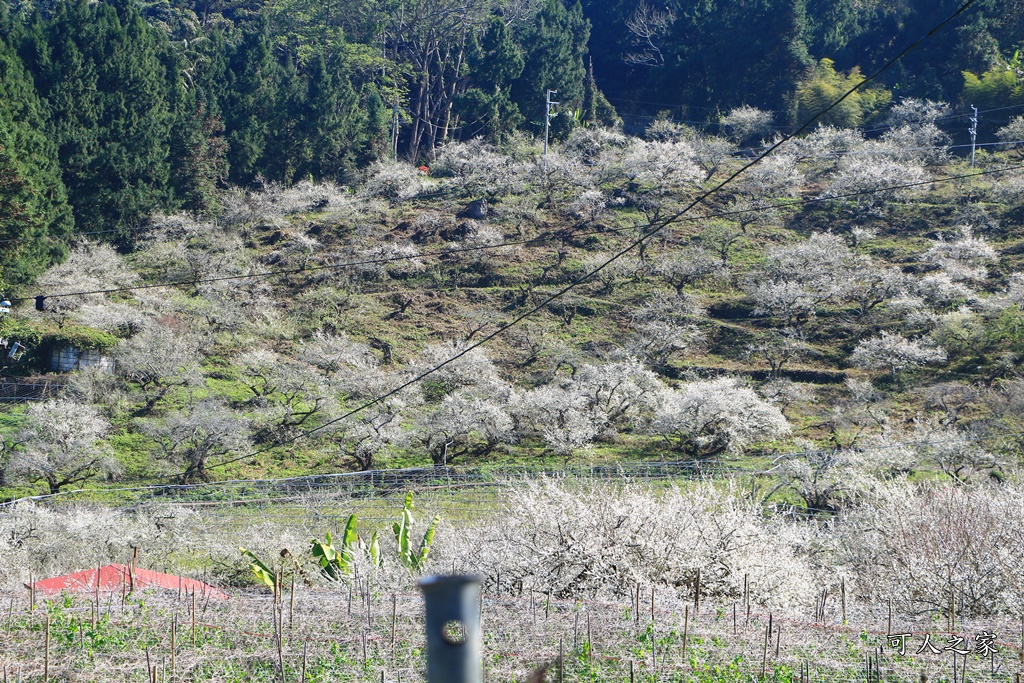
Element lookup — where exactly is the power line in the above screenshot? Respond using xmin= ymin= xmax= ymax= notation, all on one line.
xmin=207 ymin=0 xmax=981 ymax=470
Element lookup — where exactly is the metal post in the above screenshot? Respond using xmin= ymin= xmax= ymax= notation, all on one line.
xmin=969 ymin=105 xmax=978 ymax=168
xmin=419 ymin=575 xmax=483 ymax=683
xmin=544 ymin=89 xmax=559 ymax=160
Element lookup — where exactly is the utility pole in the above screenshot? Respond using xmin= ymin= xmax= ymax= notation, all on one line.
xmin=544 ymin=89 xmax=559 ymax=161
xmin=969 ymin=104 xmax=978 ymax=168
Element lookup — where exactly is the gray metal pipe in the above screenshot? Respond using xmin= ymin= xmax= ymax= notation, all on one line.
xmin=419 ymin=575 xmax=483 ymax=683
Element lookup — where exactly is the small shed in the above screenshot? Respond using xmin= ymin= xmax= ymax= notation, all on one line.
xmin=27 ymin=563 xmax=228 ymax=600
xmin=49 ymin=346 xmax=114 ymax=373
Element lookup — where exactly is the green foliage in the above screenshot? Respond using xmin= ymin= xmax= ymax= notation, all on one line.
xmin=42 ymin=325 xmax=121 ymax=351
xmin=0 ymin=37 xmax=72 ymax=283
xmin=511 ymin=0 xmax=590 ymax=137
xmin=963 ymin=60 xmax=1024 ymax=112
xmin=239 ymin=547 xmax=277 ymax=588
xmin=455 ymin=17 xmax=525 ymax=143
xmin=310 ymin=515 xmax=360 ymax=580
xmin=392 ymin=492 xmax=439 ymax=572
xmin=794 ymin=58 xmax=891 ymax=128
xmin=28 ymin=0 xmax=177 ymax=241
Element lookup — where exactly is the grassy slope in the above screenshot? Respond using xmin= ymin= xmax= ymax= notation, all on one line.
xmin=1 ymin=140 xmax=1023 ymax=498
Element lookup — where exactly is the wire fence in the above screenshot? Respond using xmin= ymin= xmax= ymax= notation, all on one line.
xmin=0 ymin=380 xmax=61 ymax=402
xmin=0 ymin=460 xmax=745 ymax=510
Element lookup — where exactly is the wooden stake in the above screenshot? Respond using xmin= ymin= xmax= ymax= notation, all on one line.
xmin=44 ymin=612 xmax=50 ymax=683
xmin=587 ymin=611 xmax=593 ymax=658
xmin=275 ymin=604 xmax=285 ymax=683
xmin=951 ymin=589 xmax=956 ymax=633
xmin=362 ymin=630 xmax=367 ymax=667
xmin=761 ymin=622 xmax=769 ymax=678
xmin=744 ymin=574 xmax=751 ymax=627
xmin=366 ymin=581 xmax=372 ymax=627
xmin=695 ymin=568 xmax=701 ymax=614
xmin=391 ymin=593 xmax=397 ymax=663
xmin=652 ymin=620 xmax=657 ymax=682
xmin=301 ymin=642 xmax=307 ymax=683
xmin=171 ymin=614 xmax=177 ymax=683
xmin=841 ymin=578 xmax=847 ymax=625
xmin=775 ymin=625 xmax=781 ymax=658
xmin=28 ymin=571 xmax=33 ymax=612
xmin=558 ymin=638 xmax=564 ymax=683
xmin=191 ymin=590 xmax=197 ymax=647
xmin=630 ymin=581 xmax=638 ymax=626
xmin=682 ymin=606 xmax=689 ymax=662
xmin=290 ymin=574 xmax=296 ymax=631
xmin=733 ymin=602 xmax=737 ymax=636
xmin=650 ymin=586 xmax=655 ymax=626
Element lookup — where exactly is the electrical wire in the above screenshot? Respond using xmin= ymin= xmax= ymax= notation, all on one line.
xmin=206 ymin=0 xmax=982 ymax=471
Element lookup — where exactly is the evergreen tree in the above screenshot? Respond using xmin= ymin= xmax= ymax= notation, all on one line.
xmin=298 ymin=55 xmax=377 ymax=181
xmin=455 ymin=16 xmax=525 ymax=143
xmin=511 ymin=0 xmax=590 ymax=137
xmin=27 ymin=0 xmax=176 ymax=241
xmin=170 ymin=88 xmax=229 ymax=216
xmin=582 ymin=57 xmax=619 ymax=128
xmin=223 ymin=21 xmax=280 ymax=184
xmin=0 ymin=29 xmax=71 ymax=282
xmin=263 ymin=53 xmax=307 ymax=182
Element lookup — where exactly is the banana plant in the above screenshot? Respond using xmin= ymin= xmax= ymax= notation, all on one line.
xmin=393 ymin=492 xmax=439 ymax=572
xmin=240 ymin=548 xmax=277 ymax=589
xmin=310 ymin=514 xmax=360 ymax=580
xmin=369 ymin=530 xmax=383 ymax=569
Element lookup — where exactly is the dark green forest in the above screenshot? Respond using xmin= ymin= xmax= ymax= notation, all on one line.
xmin=0 ymin=0 xmax=1022 ymax=285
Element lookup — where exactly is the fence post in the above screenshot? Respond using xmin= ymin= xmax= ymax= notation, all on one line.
xmin=419 ymin=575 xmax=483 ymax=683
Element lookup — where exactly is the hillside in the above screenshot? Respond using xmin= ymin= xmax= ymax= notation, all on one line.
xmin=1 ymin=112 xmax=1023 ymax=505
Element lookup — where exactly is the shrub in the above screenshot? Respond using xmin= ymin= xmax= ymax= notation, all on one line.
xmin=360 ymin=161 xmax=427 ymax=201
xmin=441 ymin=478 xmax=814 ymax=606
xmin=836 ymin=483 xmax=1024 ymax=616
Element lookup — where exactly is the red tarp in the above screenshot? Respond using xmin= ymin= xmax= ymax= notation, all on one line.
xmin=27 ymin=563 xmax=229 ymax=600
